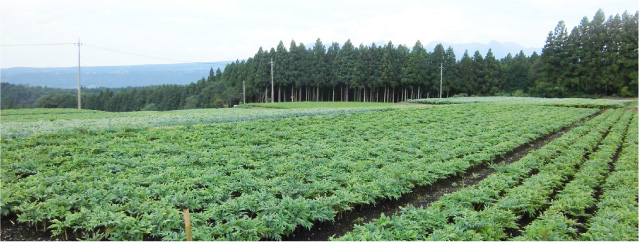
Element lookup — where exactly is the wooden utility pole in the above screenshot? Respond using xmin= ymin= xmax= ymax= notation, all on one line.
xmin=269 ymin=58 xmax=274 ymax=103
xmin=75 ymin=39 xmax=82 ymax=109
xmin=242 ymin=80 xmax=246 ymax=104
xmin=439 ymin=63 xmax=443 ymax=99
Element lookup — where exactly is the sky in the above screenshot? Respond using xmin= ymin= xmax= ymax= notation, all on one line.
xmin=1 ymin=0 xmax=638 ymax=68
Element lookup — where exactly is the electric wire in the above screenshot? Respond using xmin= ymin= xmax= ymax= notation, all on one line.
xmin=1 ymin=43 xmax=75 ymax=46
xmin=2 ymin=42 xmax=222 ymax=65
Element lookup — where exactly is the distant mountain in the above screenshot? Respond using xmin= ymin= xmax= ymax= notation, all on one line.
xmin=425 ymin=40 xmax=541 ymax=60
xmin=1 ymin=62 xmax=230 ymax=89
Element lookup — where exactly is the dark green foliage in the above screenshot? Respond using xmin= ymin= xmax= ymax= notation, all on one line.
xmin=0 ymin=83 xmax=102 ymax=109
xmin=534 ymin=9 xmax=639 ymax=97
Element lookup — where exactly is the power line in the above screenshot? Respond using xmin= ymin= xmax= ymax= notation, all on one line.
xmin=3 ymin=42 xmax=222 ymax=65
xmin=83 ymin=43 xmax=220 ymax=64
xmin=84 ymin=44 xmax=194 ymax=63
xmin=1 ymin=43 xmax=75 ymax=46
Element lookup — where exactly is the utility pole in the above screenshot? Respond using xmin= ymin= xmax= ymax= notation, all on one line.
xmin=269 ymin=58 xmax=274 ymax=103
xmin=439 ymin=63 xmax=443 ymax=99
xmin=75 ymin=39 xmax=82 ymax=109
xmin=242 ymin=80 xmax=246 ymax=104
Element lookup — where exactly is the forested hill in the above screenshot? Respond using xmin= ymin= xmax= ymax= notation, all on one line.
xmin=1 ymin=62 xmax=230 ymax=89
xmin=1 ymin=9 xmax=637 ymax=111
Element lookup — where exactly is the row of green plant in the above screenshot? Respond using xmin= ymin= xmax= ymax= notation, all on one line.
xmin=515 ymin=110 xmax=633 ymax=240
xmin=406 ymin=96 xmax=632 ymax=108
xmin=236 ymin=101 xmax=396 ymax=109
xmin=582 ymin=112 xmax=639 ymax=240
xmin=1 ymin=104 xmax=596 ymax=240
xmin=336 ymin=108 xmax=622 ymax=241
xmin=0 ymin=106 xmax=392 ymax=139
xmin=403 ymin=109 xmax=627 ymax=241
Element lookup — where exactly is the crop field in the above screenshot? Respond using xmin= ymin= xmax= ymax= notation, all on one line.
xmin=407 ymin=96 xmax=631 ymax=108
xmin=338 ymin=108 xmax=638 ymax=241
xmin=0 ymin=106 xmax=391 ymax=139
xmin=236 ymin=101 xmax=396 ymax=109
xmin=0 ymin=98 xmax=637 ymax=241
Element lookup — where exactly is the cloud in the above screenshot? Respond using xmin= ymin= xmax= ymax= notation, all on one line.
xmin=2 ymin=0 xmax=638 ymax=67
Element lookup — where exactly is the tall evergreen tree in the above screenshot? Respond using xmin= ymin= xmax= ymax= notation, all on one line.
xmin=484 ymin=49 xmax=502 ymax=94
xmin=618 ymin=11 xmax=639 ymax=96
xmin=442 ymin=46 xmax=457 ymax=97
xmin=335 ymin=39 xmax=355 ymax=101
xmin=427 ymin=44 xmax=446 ymax=97
xmin=535 ymin=20 xmax=569 ymax=97
xmin=379 ymin=47 xmax=394 ymax=102
xmin=585 ymin=9 xmax=608 ymax=94
xmin=274 ymin=41 xmax=289 ymax=102
xmin=327 ymin=42 xmax=341 ymax=101
xmin=457 ymin=50 xmax=475 ymax=95
xmin=311 ymin=38 xmax=327 ymax=101
xmin=504 ymin=51 xmax=532 ymax=93
xmin=402 ymin=40 xmax=428 ymax=99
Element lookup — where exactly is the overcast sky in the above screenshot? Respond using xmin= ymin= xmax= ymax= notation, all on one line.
xmin=1 ymin=0 xmax=637 ymax=68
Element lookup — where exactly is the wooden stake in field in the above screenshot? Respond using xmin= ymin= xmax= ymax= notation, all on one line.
xmin=183 ymin=208 xmax=193 ymax=241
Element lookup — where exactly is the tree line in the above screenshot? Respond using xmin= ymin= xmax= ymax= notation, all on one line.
xmin=533 ymin=9 xmax=638 ymax=97
xmin=2 ymin=9 xmax=636 ymax=111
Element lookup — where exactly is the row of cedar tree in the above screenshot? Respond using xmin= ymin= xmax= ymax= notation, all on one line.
xmin=23 ymin=10 xmax=640 ymax=111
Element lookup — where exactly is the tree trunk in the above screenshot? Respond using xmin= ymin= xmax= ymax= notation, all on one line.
xmin=363 ymin=87 xmax=367 ymax=102
xmin=346 ymin=85 xmax=349 ymax=102
xmin=403 ymin=88 xmax=406 ymax=102
xmin=383 ymin=86 xmax=387 ymax=103
xmin=370 ymin=88 xmax=374 ymax=102
xmin=405 ymin=88 xmax=407 ymax=101
xmin=386 ymin=86 xmax=390 ymax=103
xmin=392 ymin=87 xmax=395 ymax=103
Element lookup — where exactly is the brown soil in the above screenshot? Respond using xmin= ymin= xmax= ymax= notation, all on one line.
xmin=0 ymin=214 xmax=67 ymax=241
